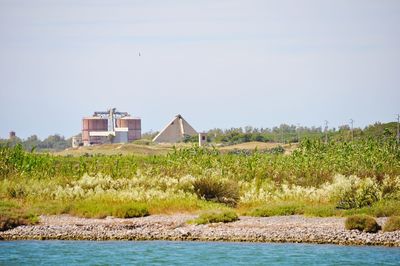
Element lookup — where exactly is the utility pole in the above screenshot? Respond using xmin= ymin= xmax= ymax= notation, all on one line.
xmin=350 ymin=119 xmax=354 ymax=141
xmin=297 ymin=123 xmax=301 ymax=143
xmin=324 ymin=120 xmax=329 ymax=144
xmin=397 ymin=114 xmax=400 ymax=144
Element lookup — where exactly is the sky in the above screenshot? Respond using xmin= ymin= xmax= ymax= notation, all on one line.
xmin=0 ymin=0 xmax=399 ymax=139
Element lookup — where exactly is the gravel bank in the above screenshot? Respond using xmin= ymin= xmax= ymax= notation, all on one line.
xmin=1 ymin=215 xmax=399 ymax=246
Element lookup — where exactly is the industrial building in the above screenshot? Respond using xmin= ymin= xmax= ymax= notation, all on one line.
xmin=76 ymin=108 xmax=141 ymax=146
xmin=152 ymin=114 xmax=198 ymax=143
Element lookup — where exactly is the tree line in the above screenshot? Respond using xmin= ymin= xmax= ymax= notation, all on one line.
xmin=1 ymin=121 xmax=397 ymax=151
xmin=184 ymin=122 xmax=399 ymax=145
xmin=0 ymin=134 xmax=71 ymax=152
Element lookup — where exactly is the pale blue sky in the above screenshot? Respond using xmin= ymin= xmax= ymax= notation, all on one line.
xmin=0 ymin=0 xmax=399 ymax=139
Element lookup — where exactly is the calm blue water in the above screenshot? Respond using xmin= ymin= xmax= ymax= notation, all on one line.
xmin=0 ymin=241 xmax=399 ymax=265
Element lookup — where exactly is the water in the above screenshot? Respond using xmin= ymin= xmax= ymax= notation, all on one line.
xmin=0 ymin=241 xmax=399 ymax=265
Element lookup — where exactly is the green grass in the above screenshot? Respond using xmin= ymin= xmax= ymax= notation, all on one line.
xmin=26 ymin=197 xmax=234 ymax=218
xmin=147 ymin=198 xmax=229 ymax=214
xmin=21 ymin=198 xmax=149 ymax=219
xmin=343 ymin=200 xmax=400 ymax=217
xmin=244 ymin=202 xmax=344 ymax=217
xmin=247 ymin=202 xmax=303 ymax=217
xmin=244 ymin=200 xmax=400 ymax=218
xmin=190 ymin=210 xmax=239 ymax=225
xmin=67 ymin=198 xmax=149 ymax=219
xmin=302 ymin=204 xmax=342 ymax=217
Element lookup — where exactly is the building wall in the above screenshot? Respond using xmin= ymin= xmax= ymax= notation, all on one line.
xmin=198 ymin=133 xmax=207 ymax=146
xmin=116 ymin=118 xmax=141 ymax=142
xmin=72 ymin=136 xmax=82 ymax=148
xmin=114 ymin=131 xmax=128 ymax=143
xmin=82 ymin=118 xmax=108 ymax=145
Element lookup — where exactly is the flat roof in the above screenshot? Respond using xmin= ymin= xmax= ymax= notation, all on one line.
xmin=119 ymin=116 xmax=141 ymax=119
xmin=83 ymin=116 xmax=108 ymax=120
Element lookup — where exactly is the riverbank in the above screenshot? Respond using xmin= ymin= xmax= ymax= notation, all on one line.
xmin=1 ymin=215 xmax=399 ymax=246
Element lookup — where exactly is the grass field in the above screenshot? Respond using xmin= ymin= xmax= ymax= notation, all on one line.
xmin=1 ymin=138 xmax=399 ymax=230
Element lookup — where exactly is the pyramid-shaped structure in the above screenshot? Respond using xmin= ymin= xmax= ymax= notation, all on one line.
xmin=153 ymin=114 xmax=198 ymax=143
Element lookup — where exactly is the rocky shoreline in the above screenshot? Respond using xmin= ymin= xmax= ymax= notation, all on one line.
xmin=1 ymin=215 xmax=399 ymax=246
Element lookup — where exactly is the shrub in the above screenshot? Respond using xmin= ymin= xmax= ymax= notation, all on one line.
xmin=6 ymin=184 xmax=26 ymax=198
xmin=355 ymin=178 xmax=381 ymax=208
xmin=0 ymin=200 xmax=39 ymax=231
xmin=268 ymin=146 xmax=285 ymax=155
xmin=0 ymin=216 xmax=22 ymax=231
xmin=193 ymin=177 xmax=239 ymax=207
xmin=381 ymin=176 xmax=400 ymax=200
xmin=345 ymin=215 xmax=380 ymax=233
xmin=332 ymin=176 xmax=380 ymax=209
xmin=383 ymin=216 xmax=400 ymax=232
xmin=191 ymin=210 xmax=239 ymax=225
xmin=0 ymin=214 xmax=38 ymax=231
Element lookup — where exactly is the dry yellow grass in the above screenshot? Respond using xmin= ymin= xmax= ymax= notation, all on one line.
xmin=55 ymin=141 xmax=298 ymax=156
xmin=219 ymin=141 xmax=298 ymax=154
xmin=55 ymin=143 xmax=173 ymax=156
